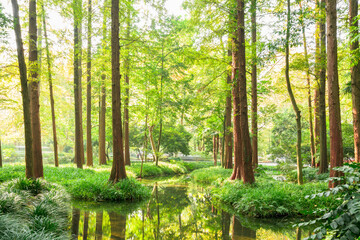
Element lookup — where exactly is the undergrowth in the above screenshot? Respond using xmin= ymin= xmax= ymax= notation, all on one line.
xmin=0 ymin=178 xmax=69 ymax=240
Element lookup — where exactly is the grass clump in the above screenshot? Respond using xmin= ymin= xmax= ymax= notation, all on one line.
xmin=211 ymin=179 xmax=339 ymax=218
xmin=0 ymin=178 xmax=69 ymax=240
xmin=191 ymin=167 xmax=232 ymax=184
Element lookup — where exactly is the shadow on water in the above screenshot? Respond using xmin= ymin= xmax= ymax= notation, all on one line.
xmin=70 ymin=177 xmax=313 ymax=239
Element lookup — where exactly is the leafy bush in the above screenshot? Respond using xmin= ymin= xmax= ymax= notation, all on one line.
xmin=300 ymin=163 xmax=360 ymax=239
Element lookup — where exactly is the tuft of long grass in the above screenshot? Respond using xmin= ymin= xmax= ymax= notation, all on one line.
xmin=191 ymin=167 xmax=232 ymax=184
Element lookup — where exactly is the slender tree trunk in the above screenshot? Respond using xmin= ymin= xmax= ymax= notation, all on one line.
xmin=327 ymin=0 xmax=343 ymax=188
xmin=86 ymin=0 xmax=93 ymax=167
xmin=0 ymin=139 xmax=2 ymax=167
xmin=99 ymin=75 xmax=107 ymax=165
xmin=350 ymin=0 xmax=360 ymax=163
xmin=250 ymin=0 xmax=258 ymax=169
xmin=29 ymin=0 xmax=43 ymax=178
xmin=225 ymin=47 xmax=233 ymax=169
xmin=109 ymin=0 xmax=127 ymax=182
xmin=95 ymin=211 xmax=103 ymax=240
xmin=213 ymin=134 xmax=218 ymax=166
xmin=42 ymin=5 xmax=59 ymax=167
xmin=299 ymin=0 xmax=315 ymax=167
xmin=124 ymin=8 xmax=131 ymax=166
xmin=99 ymin=4 xmax=107 ymax=166
xmin=285 ymin=0 xmax=303 ymax=185
xmin=11 ymin=0 xmax=34 ymax=178
xmin=318 ymin=0 xmax=328 ymax=174
xmin=149 ymin=125 xmax=159 ymax=165
xmin=314 ymin=88 xmax=320 ymax=167
xmin=74 ymin=0 xmax=84 ymax=169
xmin=237 ymin=0 xmax=255 ymax=184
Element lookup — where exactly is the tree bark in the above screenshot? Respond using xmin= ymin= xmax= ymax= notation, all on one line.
xmin=238 ymin=0 xmax=255 ymax=184
xmin=86 ymin=0 xmax=93 ymax=167
xmin=224 ymin=47 xmax=233 ymax=169
xmin=11 ymin=0 xmax=34 ymax=178
xmin=109 ymin=0 xmax=127 ymax=182
xmin=29 ymin=0 xmax=43 ymax=178
xmin=318 ymin=0 xmax=328 ymax=174
xmin=83 ymin=211 xmax=89 ymax=240
xmin=99 ymin=74 xmax=107 ymax=165
xmin=124 ymin=8 xmax=131 ymax=166
xmin=71 ymin=208 xmax=80 ymax=239
xmin=299 ymin=0 xmax=315 ymax=167
xmin=0 ymin=139 xmax=2 ymax=167
xmin=42 ymin=5 xmax=59 ymax=167
xmin=213 ymin=134 xmax=218 ymax=166
xmin=251 ymin=0 xmax=258 ymax=169
xmin=327 ymin=0 xmax=343 ymax=188
xmin=74 ymin=0 xmax=84 ymax=169
xmin=285 ymin=0 xmax=303 ymax=185
xmin=350 ymin=0 xmax=360 ymax=163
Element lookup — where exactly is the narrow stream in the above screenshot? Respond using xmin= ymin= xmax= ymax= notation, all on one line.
xmin=70 ymin=176 xmax=311 ymax=239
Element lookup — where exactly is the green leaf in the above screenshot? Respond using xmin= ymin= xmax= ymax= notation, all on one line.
xmin=330 ymin=221 xmax=338 ymax=229
xmin=349 ymin=224 xmax=360 ymax=234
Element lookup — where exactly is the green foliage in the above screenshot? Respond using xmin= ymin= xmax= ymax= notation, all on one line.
xmin=0 ymin=179 xmax=69 ymax=240
xmin=280 ymin=165 xmax=329 ymax=183
xmin=191 ymin=167 xmax=232 ymax=184
xmin=300 ymin=163 xmax=360 ymax=239
xmin=161 ymin=125 xmax=192 ymax=156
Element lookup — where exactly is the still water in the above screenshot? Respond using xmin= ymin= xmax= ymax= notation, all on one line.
xmin=70 ymin=177 xmax=310 ymax=239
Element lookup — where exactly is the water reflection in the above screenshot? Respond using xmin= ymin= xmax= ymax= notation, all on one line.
xmin=70 ymin=181 xmax=312 ymax=239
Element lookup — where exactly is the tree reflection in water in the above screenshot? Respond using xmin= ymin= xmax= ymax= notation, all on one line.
xmin=70 ymin=181 xmax=311 ymax=239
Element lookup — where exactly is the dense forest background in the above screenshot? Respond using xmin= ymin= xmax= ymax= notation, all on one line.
xmin=0 ymin=0 xmax=356 ymax=166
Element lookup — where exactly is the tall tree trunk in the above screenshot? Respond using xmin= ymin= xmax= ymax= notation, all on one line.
xmin=313 ymin=88 xmax=320 ymax=167
xmin=224 ymin=47 xmax=233 ymax=169
xmin=0 ymin=139 xmax=2 ymax=167
xmin=86 ymin=0 xmax=93 ymax=167
xmin=285 ymin=0 xmax=303 ymax=185
xmin=327 ymin=0 xmax=343 ymax=188
xmin=99 ymin=3 xmax=107 ymax=166
xmin=149 ymin=125 xmax=158 ymax=165
xmin=42 ymin=5 xmax=59 ymax=167
xmin=350 ymin=0 xmax=360 ymax=163
xmin=109 ymin=0 xmax=127 ymax=182
xmin=74 ymin=0 xmax=84 ymax=169
xmin=11 ymin=0 xmax=34 ymax=178
xmin=124 ymin=8 xmax=131 ymax=166
xmin=95 ymin=211 xmax=103 ymax=240
xmin=238 ymin=0 xmax=255 ymax=184
xmin=213 ymin=134 xmax=218 ymax=166
xmin=299 ymin=0 xmax=315 ymax=167
xmin=29 ymin=0 xmax=43 ymax=178
xmin=251 ymin=0 xmax=258 ymax=169
xmin=318 ymin=0 xmax=328 ymax=174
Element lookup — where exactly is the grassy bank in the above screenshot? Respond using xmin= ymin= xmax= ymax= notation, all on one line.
xmin=191 ymin=167 xmax=339 ymax=218
xmin=0 ymin=178 xmax=69 ymax=240
xmin=0 ymin=161 xmax=212 ymax=201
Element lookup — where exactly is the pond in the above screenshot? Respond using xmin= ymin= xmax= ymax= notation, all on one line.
xmin=70 ymin=176 xmax=311 ymax=239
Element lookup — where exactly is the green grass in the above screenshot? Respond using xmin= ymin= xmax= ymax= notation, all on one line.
xmin=191 ymin=167 xmax=339 ymax=218
xmin=0 ymin=178 xmax=69 ymax=240
xmin=0 ymin=161 xmax=212 ymax=202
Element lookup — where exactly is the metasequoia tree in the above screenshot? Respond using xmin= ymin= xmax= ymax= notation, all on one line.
xmin=29 ymin=0 xmax=43 ymax=178
xmin=285 ymin=0 xmax=303 ymax=185
xmin=12 ymin=0 xmax=34 ymax=178
xmin=99 ymin=1 xmax=107 ymax=165
xmin=317 ymin=0 xmax=328 ymax=174
xmin=298 ymin=0 xmax=315 ymax=167
xmin=250 ymin=0 xmax=258 ymax=168
xmin=42 ymin=6 xmax=59 ymax=167
xmin=230 ymin=0 xmax=255 ymax=184
xmin=73 ymin=0 xmax=84 ymax=168
xmin=86 ymin=0 xmax=93 ymax=167
xmin=0 ymin=139 xmax=2 ymax=167
xmin=350 ymin=0 xmax=360 ymax=163
xmin=213 ymin=134 xmax=218 ymax=166
xmin=109 ymin=0 xmax=127 ymax=182
xmin=327 ymin=0 xmax=343 ymax=188
xmin=124 ymin=7 xmax=131 ymax=166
